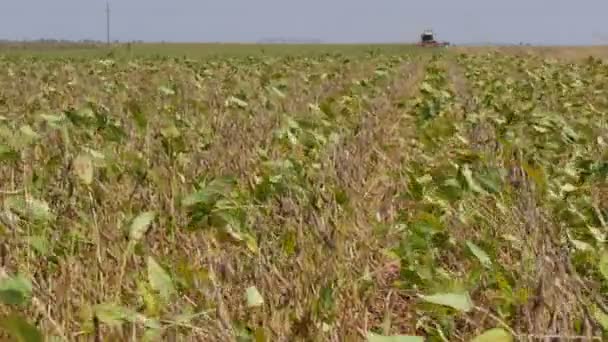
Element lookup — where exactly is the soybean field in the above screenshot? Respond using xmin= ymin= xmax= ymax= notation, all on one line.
xmin=1 ymin=49 xmax=608 ymax=341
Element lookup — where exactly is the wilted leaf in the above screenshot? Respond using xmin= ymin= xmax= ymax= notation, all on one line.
xmin=226 ymin=96 xmax=248 ymax=108
xmin=420 ymin=81 xmax=435 ymax=93
xmin=419 ymin=291 xmax=474 ymax=312
xmin=160 ymin=124 xmax=181 ymax=139
xmin=375 ymin=70 xmax=389 ymax=78
xmin=130 ymin=211 xmax=156 ymax=242
xmin=147 ymin=256 xmax=176 ymax=301
xmin=83 ymin=148 xmax=106 ymax=166
xmin=560 ymin=183 xmax=577 ymax=194
xmin=19 ymin=125 xmax=39 ymax=141
xmin=39 ymin=113 xmax=66 ymax=127
xmin=137 ymin=280 xmax=161 ymax=316
xmin=571 ymin=239 xmax=593 ymax=252
xmin=254 ymin=327 xmax=267 ymax=342
xmin=466 ymin=241 xmax=493 ymax=268
xmin=0 ymin=275 xmax=33 ymax=305
xmin=73 ymin=153 xmax=94 ymax=185
xmin=98 ymin=59 xmax=115 ymax=66
xmin=270 ymin=86 xmax=286 ymax=98
xmin=0 ymin=314 xmax=43 ymax=342
xmin=367 ymin=332 xmax=424 ymax=342
xmin=5 ymin=196 xmax=54 ymax=223
xmin=470 ymin=328 xmax=513 ymax=342
xmin=27 ymin=198 xmax=53 ymax=222
xmin=522 ymin=163 xmax=547 ymax=190
xmin=245 ymin=286 xmax=264 ymax=308
xmin=243 ymin=233 xmax=259 ymax=254
xmin=159 ymin=86 xmax=175 ymax=96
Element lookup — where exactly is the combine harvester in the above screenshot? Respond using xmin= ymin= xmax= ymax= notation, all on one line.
xmin=417 ymin=29 xmax=450 ymax=47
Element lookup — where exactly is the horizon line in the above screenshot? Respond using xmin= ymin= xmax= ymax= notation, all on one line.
xmin=0 ymin=38 xmax=607 ymax=47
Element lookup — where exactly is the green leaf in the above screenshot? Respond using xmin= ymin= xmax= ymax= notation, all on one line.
xmin=476 ymin=168 xmax=503 ymax=194
xmin=182 ymin=176 xmax=236 ymax=207
xmin=142 ymin=326 xmax=162 ymax=342
xmin=0 ymin=314 xmax=43 ymax=342
xmin=27 ymin=235 xmax=50 ymax=256
xmin=245 ymin=286 xmax=264 ymax=308
xmin=73 ymin=153 xmax=94 ymax=185
xmin=129 ymin=211 xmax=156 ymax=242
xmin=461 ymin=165 xmax=488 ymax=195
xmin=419 ymin=291 xmax=474 ymax=312
xmin=592 ymin=305 xmax=608 ymax=332
xmin=470 ymin=328 xmax=513 ymax=342
xmin=64 ymin=107 xmax=96 ymax=128
xmin=521 ymin=163 xmax=547 ymax=191
xmin=0 ymin=275 xmax=33 ymax=305
xmin=599 ymin=251 xmax=608 ymax=282
xmin=466 ymin=241 xmax=493 ymax=268
xmin=0 ymin=144 xmax=19 ymax=162
xmin=126 ymin=100 xmax=148 ymax=131
xmin=367 ymin=332 xmax=424 ymax=342
xmin=93 ymin=303 xmax=137 ymax=327
xmin=147 ymin=256 xmax=176 ymax=301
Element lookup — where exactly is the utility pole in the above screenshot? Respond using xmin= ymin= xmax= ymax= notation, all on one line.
xmin=105 ymin=2 xmax=110 ymax=45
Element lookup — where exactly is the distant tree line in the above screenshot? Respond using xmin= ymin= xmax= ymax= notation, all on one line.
xmin=0 ymin=39 xmax=147 ymax=50
xmin=257 ymin=37 xmax=323 ymax=44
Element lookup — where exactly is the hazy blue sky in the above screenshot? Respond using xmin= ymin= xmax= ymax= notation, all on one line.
xmin=1 ymin=0 xmax=607 ymax=45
